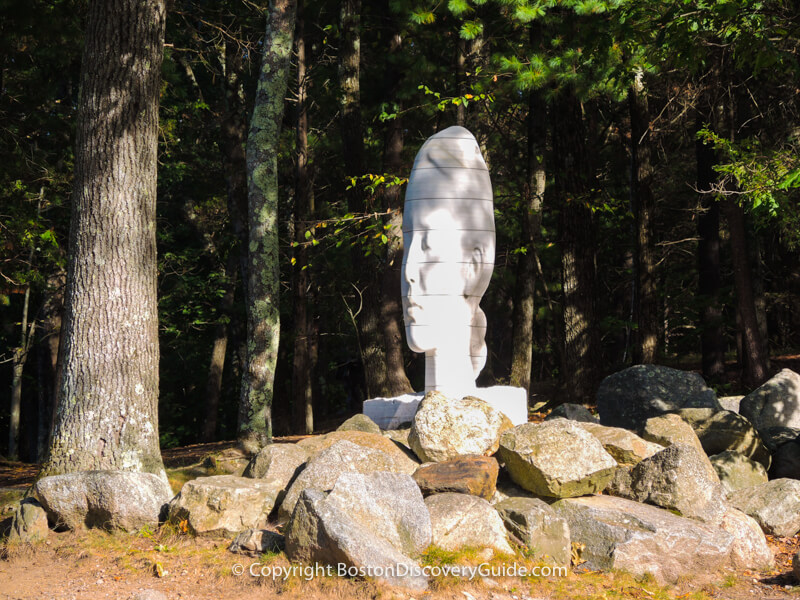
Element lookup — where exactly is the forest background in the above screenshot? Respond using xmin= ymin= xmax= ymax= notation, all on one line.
xmin=1 ymin=0 xmax=799 ymax=464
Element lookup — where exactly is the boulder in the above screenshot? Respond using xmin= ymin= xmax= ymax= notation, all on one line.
xmin=495 ymin=497 xmax=570 ymax=565
xmin=710 ymin=451 xmax=768 ymax=496
xmin=278 ymin=440 xmax=413 ymax=522
xmin=719 ymin=507 xmax=773 ymax=570
xmin=575 ymin=422 xmax=663 ymax=466
xmin=552 ymin=495 xmax=734 ymax=584
xmin=671 ymin=408 xmax=770 ymax=468
xmin=604 ymin=467 xmax=634 ymax=498
xmin=296 ymin=430 xmax=417 ymax=473
xmin=624 ymin=443 xmax=726 ymax=524
xmin=201 ymin=447 xmax=250 ymax=476
xmin=769 ymin=439 xmax=800 ymax=480
xmin=167 ymin=475 xmax=279 ymax=537
xmin=228 ymin=529 xmax=285 ymax=555
xmin=425 ymin=493 xmax=514 ymax=555
xmin=383 ymin=428 xmax=411 ymax=449
xmin=719 ymin=396 xmax=743 ymax=413
xmin=596 ymin=365 xmax=720 ymax=430
xmin=639 ymin=414 xmax=707 ymax=458
xmin=337 ymin=414 xmax=382 ymax=435
xmin=324 ymin=472 xmax=431 ymax=556
xmin=34 ymin=471 xmax=173 ymax=532
xmin=728 ymin=478 xmax=800 ymax=537
xmin=412 ymin=456 xmax=499 ymax=500
xmin=740 ymin=369 xmax=800 ymax=434
xmin=761 ymin=426 xmax=800 ymax=452
xmin=286 ymin=489 xmax=428 ymax=590
xmin=497 ymin=420 xmax=617 ymax=498
xmin=408 ymin=392 xmax=513 ymax=463
xmin=544 ymin=404 xmax=599 ymax=423
xmin=8 ymin=498 xmax=49 ymax=543
xmin=242 ymin=443 xmax=307 ymax=504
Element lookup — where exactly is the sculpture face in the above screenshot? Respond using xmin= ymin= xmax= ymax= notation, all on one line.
xmin=401 ymin=126 xmax=495 ymax=391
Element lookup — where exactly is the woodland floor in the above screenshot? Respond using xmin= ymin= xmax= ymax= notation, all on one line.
xmin=3 ymin=354 xmax=800 ymax=599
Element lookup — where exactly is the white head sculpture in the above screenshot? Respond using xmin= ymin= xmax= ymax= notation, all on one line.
xmin=402 ymin=126 xmax=495 ymax=398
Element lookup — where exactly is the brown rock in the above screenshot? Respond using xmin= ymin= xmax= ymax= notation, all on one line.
xmin=412 ymin=456 xmax=499 ymax=500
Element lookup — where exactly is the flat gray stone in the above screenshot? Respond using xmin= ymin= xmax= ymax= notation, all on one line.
xmin=409 ymin=392 xmax=513 ymax=463
xmin=552 ymin=495 xmax=734 ymax=584
xmin=325 ymin=472 xmax=431 ymax=556
xmin=167 ymin=475 xmax=279 ymax=537
xmin=425 ymin=492 xmax=514 ymax=555
xmin=495 ymin=497 xmax=570 ymax=565
xmin=34 ymin=471 xmax=173 ymax=532
xmin=672 ymin=408 xmax=770 ymax=468
xmin=497 ymin=420 xmax=617 ymax=498
xmin=286 ymin=489 xmax=428 ymax=590
xmin=740 ymin=369 xmax=800 ymax=434
xmin=728 ymin=478 xmax=800 ymax=537
xmin=596 ymin=365 xmax=720 ymax=430
xmin=295 ymin=430 xmax=418 ymax=473
xmin=710 ymin=451 xmax=768 ymax=496
xmin=719 ymin=396 xmax=743 ymax=413
xmin=278 ymin=440 xmax=413 ymax=522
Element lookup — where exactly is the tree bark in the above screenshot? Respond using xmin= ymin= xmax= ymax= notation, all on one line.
xmin=510 ymin=86 xmax=546 ymax=392
xmin=696 ymin=117 xmax=726 ymax=381
xmin=292 ymin=0 xmax=314 ymax=434
xmin=553 ymin=91 xmax=600 ymax=403
xmin=37 ymin=272 xmax=64 ymax=461
xmin=338 ymin=0 xmax=389 ymax=398
xmin=239 ymin=0 xmax=296 ymax=453
xmin=379 ymin=26 xmax=413 ymax=396
xmin=41 ymin=0 xmax=167 ymax=477
xmin=629 ymin=75 xmax=658 ymax=364
xmin=722 ymin=199 xmax=768 ymax=387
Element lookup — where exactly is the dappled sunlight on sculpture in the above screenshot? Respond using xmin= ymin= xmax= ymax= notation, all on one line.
xmin=364 ymin=126 xmax=527 ymax=428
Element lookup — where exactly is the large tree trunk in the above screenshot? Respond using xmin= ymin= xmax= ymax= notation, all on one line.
xmin=239 ymin=0 xmax=296 ymax=453
xmin=292 ymin=0 xmax=314 ymax=434
xmin=510 ymin=86 xmax=546 ymax=392
xmin=696 ymin=116 xmax=726 ymax=381
xmin=41 ymin=0 xmax=167 ymax=477
xmin=379 ymin=23 xmax=413 ymax=396
xmin=338 ymin=0 xmax=389 ymax=398
xmin=553 ymin=91 xmax=600 ymax=404
xmin=629 ymin=75 xmax=658 ymax=364
xmin=722 ymin=199 xmax=768 ymax=387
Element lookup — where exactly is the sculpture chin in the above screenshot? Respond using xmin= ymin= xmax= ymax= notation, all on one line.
xmin=404 ymin=324 xmax=432 ymax=354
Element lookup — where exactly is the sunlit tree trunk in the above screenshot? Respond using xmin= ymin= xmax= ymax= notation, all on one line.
xmin=41 ymin=0 xmax=167 ymax=477
xmin=239 ymin=0 xmax=296 ymax=452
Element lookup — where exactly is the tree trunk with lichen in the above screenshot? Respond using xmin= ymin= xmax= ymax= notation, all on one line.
xmin=40 ymin=0 xmax=166 ymax=478
xmin=238 ymin=0 xmax=296 ymax=453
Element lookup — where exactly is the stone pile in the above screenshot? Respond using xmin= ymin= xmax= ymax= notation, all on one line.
xmin=12 ymin=367 xmax=800 ymax=590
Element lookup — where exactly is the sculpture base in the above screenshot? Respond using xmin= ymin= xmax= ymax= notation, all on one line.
xmin=363 ymin=386 xmax=528 ymax=430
